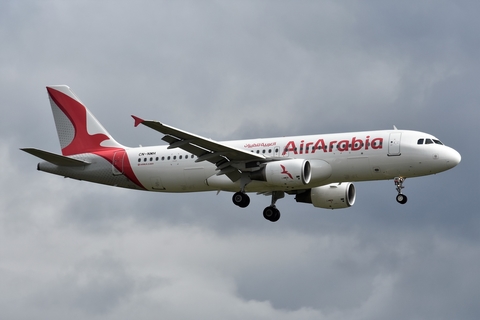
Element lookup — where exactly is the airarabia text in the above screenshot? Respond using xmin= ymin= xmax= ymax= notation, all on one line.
xmin=283 ymin=136 xmax=383 ymax=155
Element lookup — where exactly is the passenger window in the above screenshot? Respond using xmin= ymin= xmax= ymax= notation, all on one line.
xmin=138 ymin=158 xmax=141 ymax=163
xmin=179 ymin=155 xmax=182 ymax=159
xmin=425 ymin=139 xmax=433 ymax=144
xmin=417 ymin=139 xmax=424 ymax=145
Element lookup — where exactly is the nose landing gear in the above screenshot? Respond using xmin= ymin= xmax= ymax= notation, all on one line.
xmin=394 ymin=177 xmax=408 ymax=204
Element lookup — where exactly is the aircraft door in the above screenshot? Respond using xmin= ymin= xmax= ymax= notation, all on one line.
xmin=388 ymin=132 xmax=402 ymax=156
xmin=112 ymin=150 xmax=126 ymax=175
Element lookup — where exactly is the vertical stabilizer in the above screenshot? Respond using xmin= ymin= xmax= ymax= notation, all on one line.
xmin=47 ymin=85 xmax=124 ymax=156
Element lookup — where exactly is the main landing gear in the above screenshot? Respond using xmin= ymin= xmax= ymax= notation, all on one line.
xmin=232 ymin=190 xmax=284 ymax=222
xmin=263 ymin=206 xmax=280 ymax=222
xmin=263 ymin=191 xmax=284 ymax=222
xmin=394 ymin=177 xmax=408 ymax=204
xmin=232 ymin=191 xmax=250 ymax=208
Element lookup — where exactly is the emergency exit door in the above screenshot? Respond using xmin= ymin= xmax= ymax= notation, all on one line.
xmin=388 ymin=132 xmax=402 ymax=156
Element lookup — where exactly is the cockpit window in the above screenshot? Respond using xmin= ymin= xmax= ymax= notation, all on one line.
xmin=418 ymin=138 xmax=444 ymax=146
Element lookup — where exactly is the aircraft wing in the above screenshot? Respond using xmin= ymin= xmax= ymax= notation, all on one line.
xmin=132 ymin=116 xmax=266 ymax=179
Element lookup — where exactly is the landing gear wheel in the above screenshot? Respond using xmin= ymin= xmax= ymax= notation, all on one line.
xmin=396 ymin=194 xmax=408 ymax=204
xmin=232 ymin=192 xmax=250 ymax=208
xmin=263 ymin=206 xmax=281 ymax=222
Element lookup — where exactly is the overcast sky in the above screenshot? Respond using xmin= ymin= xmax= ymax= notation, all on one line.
xmin=1 ymin=1 xmax=479 ymax=319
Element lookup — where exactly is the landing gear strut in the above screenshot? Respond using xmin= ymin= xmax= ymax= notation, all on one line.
xmin=263 ymin=191 xmax=284 ymax=222
xmin=394 ymin=177 xmax=408 ymax=204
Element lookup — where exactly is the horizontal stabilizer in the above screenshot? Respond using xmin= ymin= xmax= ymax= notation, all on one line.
xmin=20 ymin=148 xmax=90 ymax=167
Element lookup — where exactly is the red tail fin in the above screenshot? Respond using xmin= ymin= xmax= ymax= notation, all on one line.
xmin=47 ymin=85 xmax=123 ymax=156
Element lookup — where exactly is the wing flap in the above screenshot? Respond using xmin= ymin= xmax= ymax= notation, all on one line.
xmin=21 ymin=148 xmax=90 ymax=167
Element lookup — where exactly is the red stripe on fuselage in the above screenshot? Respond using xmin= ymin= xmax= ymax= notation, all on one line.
xmin=93 ymin=149 xmax=146 ymax=190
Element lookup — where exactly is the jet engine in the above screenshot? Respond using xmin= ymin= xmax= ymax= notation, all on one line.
xmin=250 ymin=159 xmax=311 ymax=188
xmin=296 ymin=183 xmax=356 ymax=209
xmin=249 ymin=159 xmax=333 ymax=189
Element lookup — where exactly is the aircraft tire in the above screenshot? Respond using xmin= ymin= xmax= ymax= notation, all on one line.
xmin=263 ymin=206 xmax=281 ymax=222
xmin=396 ymin=194 xmax=408 ymax=204
xmin=233 ymin=192 xmax=250 ymax=208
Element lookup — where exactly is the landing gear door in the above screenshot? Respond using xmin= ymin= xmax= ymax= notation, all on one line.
xmin=388 ymin=132 xmax=402 ymax=156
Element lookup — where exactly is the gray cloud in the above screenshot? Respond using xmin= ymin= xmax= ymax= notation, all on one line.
xmin=1 ymin=1 xmax=479 ymax=319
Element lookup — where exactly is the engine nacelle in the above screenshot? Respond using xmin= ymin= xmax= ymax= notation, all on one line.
xmin=250 ymin=159 xmax=311 ymax=188
xmin=307 ymin=159 xmax=333 ymax=184
xmin=296 ymin=183 xmax=356 ymax=209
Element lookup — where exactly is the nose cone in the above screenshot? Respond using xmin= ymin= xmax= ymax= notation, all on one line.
xmin=445 ymin=147 xmax=461 ymax=169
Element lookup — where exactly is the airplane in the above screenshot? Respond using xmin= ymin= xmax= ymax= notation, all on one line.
xmin=21 ymin=85 xmax=461 ymax=222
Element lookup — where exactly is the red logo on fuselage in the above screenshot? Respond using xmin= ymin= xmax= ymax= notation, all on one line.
xmin=282 ymin=136 xmax=383 ymax=155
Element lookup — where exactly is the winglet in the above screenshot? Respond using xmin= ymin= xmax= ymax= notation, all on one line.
xmin=132 ymin=115 xmax=144 ymax=127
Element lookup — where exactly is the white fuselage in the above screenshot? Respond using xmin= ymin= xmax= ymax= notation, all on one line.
xmin=71 ymin=129 xmax=458 ymax=193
